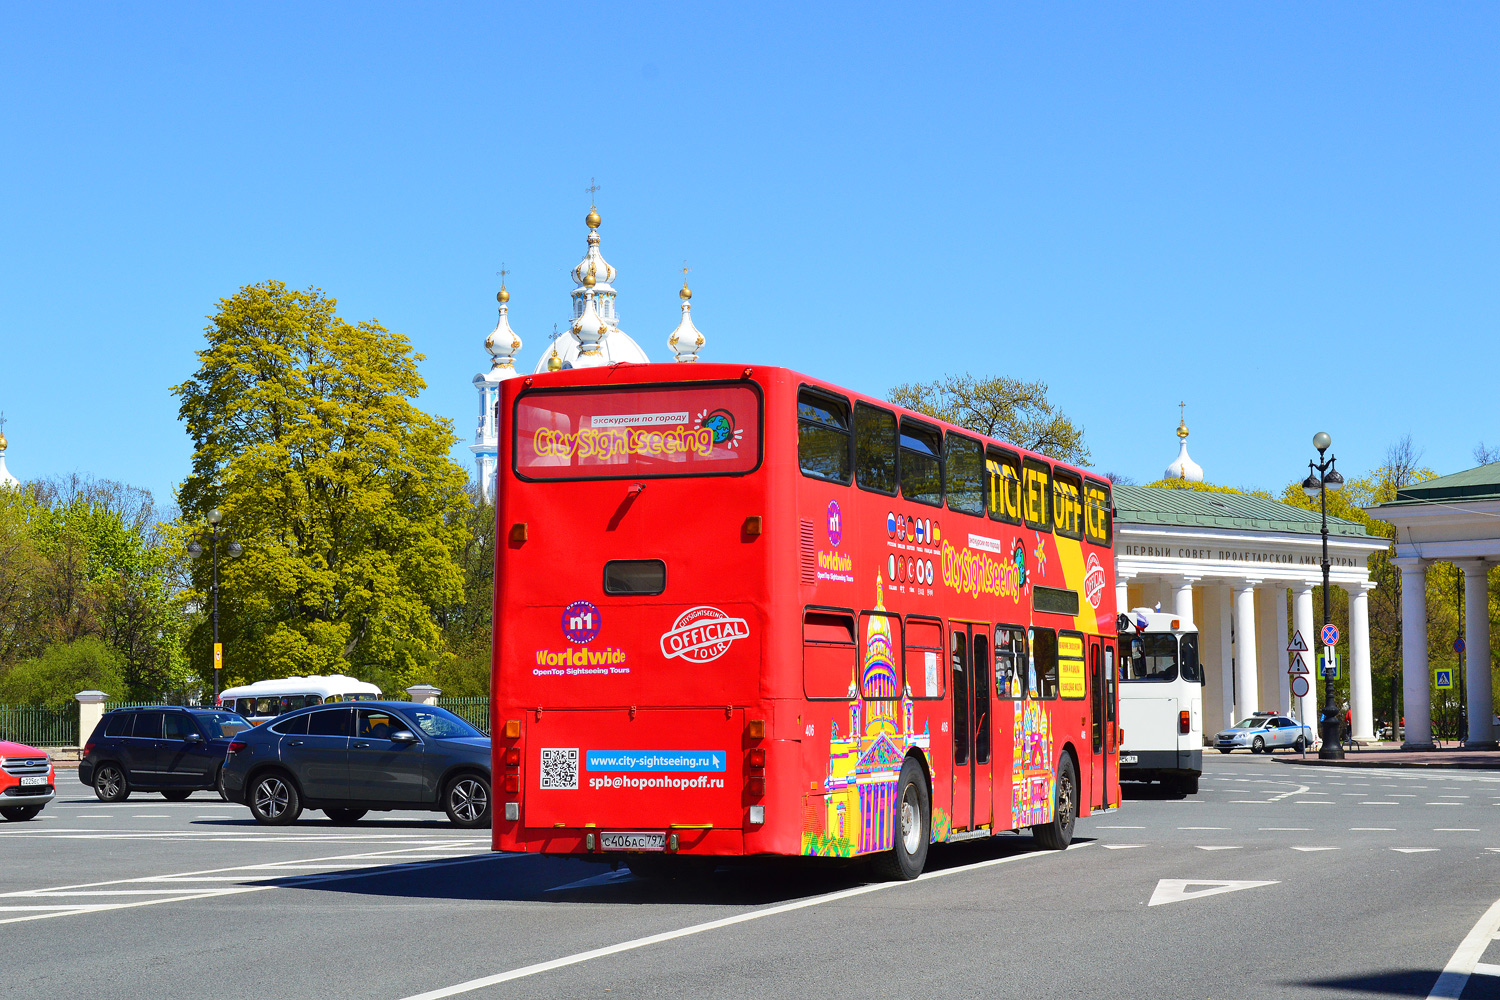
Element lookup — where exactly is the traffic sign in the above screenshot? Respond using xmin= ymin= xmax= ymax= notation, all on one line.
xmin=1455 ymin=638 xmax=1466 ymax=654
xmin=1287 ymin=653 xmax=1310 ymax=676
xmin=1287 ymin=631 xmax=1309 ymax=653
xmin=1290 ymin=675 xmax=1310 ymax=699
xmin=1435 ymin=669 xmax=1453 ymax=690
xmin=1321 ymin=623 xmax=1340 ymax=646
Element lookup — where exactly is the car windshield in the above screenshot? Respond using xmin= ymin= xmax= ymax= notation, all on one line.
xmin=1233 ymin=717 xmax=1270 ymax=729
xmin=400 ymin=706 xmax=483 ymax=740
xmin=198 ymin=712 xmax=251 ymax=739
xmin=1120 ymin=634 xmax=1178 ymax=682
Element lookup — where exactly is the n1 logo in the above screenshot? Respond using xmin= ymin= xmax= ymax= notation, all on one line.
xmin=561 ymin=600 xmax=601 ymax=645
xmin=827 ymin=500 xmax=842 ymax=546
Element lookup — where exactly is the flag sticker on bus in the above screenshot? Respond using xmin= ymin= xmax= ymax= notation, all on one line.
xmin=660 ymin=606 xmax=751 ymax=663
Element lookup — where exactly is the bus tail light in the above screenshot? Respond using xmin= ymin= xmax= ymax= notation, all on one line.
xmin=747 ymin=748 xmax=766 ymax=768
xmin=503 ymin=719 xmax=521 ymax=739
xmin=746 ymin=719 xmax=765 ymax=740
xmin=503 ymin=747 xmax=521 ymax=767
xmin=1179 ymin=711 xmax=1190 ymax=735
xmin=748 ymin=776 xmax=765 ymax=795
xmin=504 ymin=775 xmax=519 ymax=793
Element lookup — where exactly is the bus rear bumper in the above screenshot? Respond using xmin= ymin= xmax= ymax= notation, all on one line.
xmin=498 ymin=827 xmax=748 ymax=857
xmin=1120 ymin=748 xmax=1201 ymax=779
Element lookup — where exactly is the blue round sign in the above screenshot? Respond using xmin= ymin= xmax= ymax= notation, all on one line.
xmin=1455 ymin=637 xmax=1466 ymax=654
xmin=1320 ymin=623 xmax=1340 ymax=646
xmin=561 ymin=600 xmax=601 ymax=644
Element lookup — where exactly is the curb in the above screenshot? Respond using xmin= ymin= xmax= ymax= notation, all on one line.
xmin=1274 ymin=757 xmax=1500 ymax=771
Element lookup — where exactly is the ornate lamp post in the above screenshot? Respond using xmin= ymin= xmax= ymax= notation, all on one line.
xmin=1301 ymin=432 xmax=1345 ymax=760
xmin=187 ymin=509 xmax=242 ymax=700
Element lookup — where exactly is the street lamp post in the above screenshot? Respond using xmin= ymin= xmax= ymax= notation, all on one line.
xmin=1301 ymin=432 xmax=1345 ymax=760
xmin=187 ymin=509 xmax=242 ymax=701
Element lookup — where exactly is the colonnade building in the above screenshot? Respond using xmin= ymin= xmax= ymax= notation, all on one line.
xmin=1114 ymin=417 xmax=1388 ymax=739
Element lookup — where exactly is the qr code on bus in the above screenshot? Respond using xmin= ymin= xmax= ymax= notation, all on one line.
xmin=539 ymin=748 xmax=579 ymax=790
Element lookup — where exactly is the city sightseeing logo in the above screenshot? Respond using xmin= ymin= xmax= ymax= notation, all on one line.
xmin=1084 ymin=552 xmax=1106 ymax=609
xmin=695 ymin=408 xmax=743 ymax=449
xmin=659 ymin=606 xmax=751 ymax=664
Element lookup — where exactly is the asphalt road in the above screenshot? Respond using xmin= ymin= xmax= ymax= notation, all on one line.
xmin=7 ymin=754 xmax=1500 ymax=1000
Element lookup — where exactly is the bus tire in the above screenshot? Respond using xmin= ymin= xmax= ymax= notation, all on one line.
xmin=1032 ymin=755 xmax=1077 ymax=851
xmin=872 ymin=758 xmax=930 ymax=881
xmin=1169 ymin=773 xmax=1199 ymax=796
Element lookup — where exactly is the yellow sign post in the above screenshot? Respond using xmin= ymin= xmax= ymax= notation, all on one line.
xmin=214 ymin=643 xmax=222 ymax=672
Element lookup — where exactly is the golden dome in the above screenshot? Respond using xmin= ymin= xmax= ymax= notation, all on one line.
xmin=679 ymin=283 xmax=692 ymax=301
xmin=586 ymin=207 xmax=601 ymax=229
xmin=497 ymin=286 xmax=509 ymax=304
xmin=0 ymin=434 xmax=7 ymax=451
xmin=1177 ymin=419 xmax=1189 ymax=439
xmin=583 ymin=263 xmax=596 ymax=287
xmin=547 ymin=345 xmax=563 ymax=372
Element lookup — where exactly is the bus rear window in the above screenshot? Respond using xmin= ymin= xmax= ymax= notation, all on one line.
xmin=514 ymin=383 xmax=761 ymax=481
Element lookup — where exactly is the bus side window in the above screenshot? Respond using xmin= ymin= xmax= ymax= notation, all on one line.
xmin=854 ymin=403 xmax=898 ymax=496
xmin=1180 ymin=633 xmax=1201 ymax=683
xmin=1083 ymin=477 xmax=1112 ymax=547
xmin=898 ymin=419 xmax=943 ymax=507
xmin=1052 ymin=469 xmax=1083 ymax=540
xmin=1029 ymin=627 xmax=1059 ymax=700
xmin=1021 ymin=457 xmax=1051 ymax=531
xmin=904 ymin=618 xmax=945 ymax=698
xmin=945 ymin=432 xmax=984 ymax=516
xmin=797 ymin=389 xmax=852 ymax=485
xmin=994 ymin=626 xmax=1025 ymax=699
xmin=803 ymin=610 xmax=857 ymax=699
xmin=858 ymin=612 xmax=903 ymax=699
xmin=986 ymin=447 xmax=1022 ymax=525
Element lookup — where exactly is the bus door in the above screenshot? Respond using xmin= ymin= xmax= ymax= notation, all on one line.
xmin=950 ymin=623 xmax=993 ymax=832
xmin=1088 ymin=638 xmax=1108 ymax=810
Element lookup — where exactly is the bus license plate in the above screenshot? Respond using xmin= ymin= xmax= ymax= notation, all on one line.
xmin=1119 ymin=755 xmax=1138 ymax=764
xmin=19 ymin=775 xmax=47 ymax=786
xmin=600 ymin=832 xmax=666 ymax=852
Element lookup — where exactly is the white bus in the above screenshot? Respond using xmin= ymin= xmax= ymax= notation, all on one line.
xmin=1117 ymin=609 xmax=1203 ymax=796
xmin=216 ymin=675 xmax=383 ymax=724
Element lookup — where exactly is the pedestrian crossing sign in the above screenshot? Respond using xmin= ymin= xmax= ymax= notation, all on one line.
xmin=1319 ymin=650 xmax=1339 ymax=679
xmin=1434 ymin=669 xmax=1453 ymax=690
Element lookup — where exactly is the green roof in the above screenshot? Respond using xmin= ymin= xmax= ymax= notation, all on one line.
xmin=1113 ymin=484 xmax=1370 ymax=537
xmin=1377 ymin=461 xmax=1500 ymax=507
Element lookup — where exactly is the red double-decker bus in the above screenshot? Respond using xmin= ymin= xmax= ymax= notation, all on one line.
xmin=492 ymin=363 xmax=1119 ymax=878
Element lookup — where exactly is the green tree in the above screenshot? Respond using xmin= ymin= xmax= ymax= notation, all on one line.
xmin=172 ymin=281 xmax=471 ymax=692
xmin=428 ymin=489 xmax=496 ymax=697
xmin=888 ymin=373 xmax=1090 ymax=466
xmin=0 ymin=637 xmax=127 ymax=709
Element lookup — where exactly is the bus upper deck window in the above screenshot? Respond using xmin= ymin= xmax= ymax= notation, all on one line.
xmin=945 ymin=433 xmax=983 ymax=515
xmin=854 ymin=403 xmax=897 ymax=496
xmin=898 ymin=419 xmax=943 ymax=507
xmin=797 ymin=389 xmax=851 ymax=485
xmin=604 ymin=559 xmax=666 ymax=595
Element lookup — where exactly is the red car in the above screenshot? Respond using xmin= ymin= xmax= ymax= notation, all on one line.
xmin=0 ymin=740 xmax=56 ymax=821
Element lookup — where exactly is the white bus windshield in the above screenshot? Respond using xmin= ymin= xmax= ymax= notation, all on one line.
xmin=1120 ymin=633 xmax=1203 ymax=683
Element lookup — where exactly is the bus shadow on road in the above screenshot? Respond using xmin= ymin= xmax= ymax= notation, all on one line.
xmin=1120 ymin=782 xmax=1189 ymax=801
xmin=265 ymin=834 xmax=1084 ymax=906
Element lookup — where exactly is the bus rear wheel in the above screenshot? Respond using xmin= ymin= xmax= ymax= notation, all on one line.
xmin=1032 ymin=755 xmax=1077 ymax=850
xmin=872 ymin=757 xmax=929 ymax=881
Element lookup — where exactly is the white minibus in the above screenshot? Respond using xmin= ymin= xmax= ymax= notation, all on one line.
xmin=216 ymin=675 xmax=383 ymax=724
xmin=1117 ymin=608 xmax=1203 ymax=795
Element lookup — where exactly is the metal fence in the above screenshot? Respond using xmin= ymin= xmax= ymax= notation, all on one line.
xmin=435 ymin=696 xmax=490 ymax=735
xmin=104 ymin=700 xmax=170 ymax=711
xmin=0 ymin=705 xmax=80 ymax=748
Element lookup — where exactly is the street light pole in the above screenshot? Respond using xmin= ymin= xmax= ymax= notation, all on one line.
xmin=187 ymin=509 xmax=241 ymax=702
xmin=1302 ymin=432 xmax=1345 ymax=760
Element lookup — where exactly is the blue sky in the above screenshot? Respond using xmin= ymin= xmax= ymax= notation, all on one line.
xmin=2 ymin=3 xmax=1496 ymax=509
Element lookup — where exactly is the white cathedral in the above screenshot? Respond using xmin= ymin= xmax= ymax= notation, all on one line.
xmin=469 ymin=201 xmax=706 ymax=501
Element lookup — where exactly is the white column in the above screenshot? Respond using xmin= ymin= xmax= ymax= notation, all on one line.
xmin=1233 ymin=582 xmax=1260 ymax=722
xmin=1293 ymin=585 xmax=1317 ymax=732
xmin=1271 ymin=586 xmax=1291 ymax=717
xmin=1396 ymin=559 xmax=1433 ymax=749
xmin=75 ymin=690 xmax=109 ymax=746
xmin=1345 ymin=582 xmax=1376 ymax=743
xmin=1218 ymin=584 xmax=1235 ymax=729
xmin=1170 ymin=576 xmax=1198 ymax=624
xmin=1461 ymin=561 xmax=1496 ymax=749
xmin=1116 ymin=575 xmax=1132 ymax=618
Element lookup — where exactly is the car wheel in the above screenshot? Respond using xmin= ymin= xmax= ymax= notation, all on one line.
xmin=1251 ymin=737 xmax=1266 ymax=754
xmin=94 ymin=763 xmax=130 ymax=802
xmin=0 ymin=805 xmax=42 ymax=821
xmin=1294 ymin=737 xmax=1307 ymax=753
xmin=444 ymin=774 xmax=491 ymax=828
xmin=1032 ymin=754 xmax=1078 ymax=851
xmin=248 ymin=772 xmax=302 ymax=825
xmin=215 ymin=767 xmax=229 ymax=801
xmin=162 ymin=790 xmax=192 ymax=801
xmin=324 ymin=808 xmax=367 ymax=824
xmin=871 ymin=757 xmax=930 ymax=880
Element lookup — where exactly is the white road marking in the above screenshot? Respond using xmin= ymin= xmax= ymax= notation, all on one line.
xmin=1102 ymin=844 xmax=1144 ymax=850
xmin=1426 ymin=894 xmax=1500 ymax=999
xmin=393 ymin=844 xmax=1093 ymax=1000
xmin=545 ymin=870 xmax=635 ymax=892
xmin=1473 ymin=963 xmax=1500 ymax=978
xmin=1195 ymin=845 xmax=1241 ymax=851
xmin=1393 ymin=848 xmax=1440 ymax=853
xmin=1147 ymin=879 xmax=1277 ymax=907
xmin=1291 ymin=847 xmax=1339 ymax=852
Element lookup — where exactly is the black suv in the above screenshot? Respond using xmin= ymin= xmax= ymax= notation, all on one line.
xmin=80 ymin=707 xmax=252 ymax=801
xmin=220 ymin=702 xmax=491 ymax=827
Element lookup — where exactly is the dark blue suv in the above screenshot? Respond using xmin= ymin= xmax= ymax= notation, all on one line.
xmin=220 ymin=702 xmax=491 ymax=827
xmin=80 ymin=707 xmax=252 ymax=801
